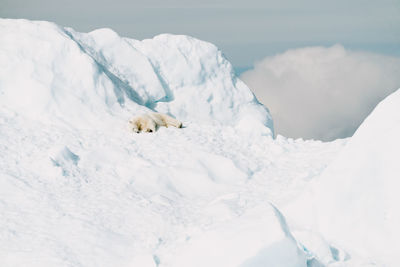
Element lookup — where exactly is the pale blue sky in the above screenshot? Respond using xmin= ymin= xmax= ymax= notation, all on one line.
xmin=1 ymin=0 xmax=399 ymax=73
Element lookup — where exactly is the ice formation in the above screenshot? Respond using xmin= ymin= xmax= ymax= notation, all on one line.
xmin=286 ymin=88 xmax=400 ymax=266
xmin=0 ymin=18 xmax=399 ymax=267
xmin=0 ymin=18 xmax=273 ymax=134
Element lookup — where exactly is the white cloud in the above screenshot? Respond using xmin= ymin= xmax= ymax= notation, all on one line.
xmin=240 ymin=45 xmax=400 ymax=141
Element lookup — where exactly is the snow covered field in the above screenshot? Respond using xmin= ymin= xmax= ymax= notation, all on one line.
xmin=0 ymin=19 xmax=398 ymax=267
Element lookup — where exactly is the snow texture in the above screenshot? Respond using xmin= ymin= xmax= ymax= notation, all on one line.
xmin=0 ymin=18 xmax=398 ymax=267
xmin=283 ymin=88 xmax=400 ymax=267
xmin=0 ymin=18 xmax=273 ymax=135
xmin=316 ymin=88 xmax=400 ymax=266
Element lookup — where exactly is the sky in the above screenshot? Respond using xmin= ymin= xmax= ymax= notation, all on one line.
xmin=1 ymin=0 xmax=400 ymax=140
xmin=1 ymin=0 xmax=399 ymax=70
xmin=240 ymin=45 xmax=400 ymax=141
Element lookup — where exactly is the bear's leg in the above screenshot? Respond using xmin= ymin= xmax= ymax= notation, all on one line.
xmin=144 ymin=119 xmax=156 ymax=133
xmin=160 ymin=114 xmax=182 ymax=128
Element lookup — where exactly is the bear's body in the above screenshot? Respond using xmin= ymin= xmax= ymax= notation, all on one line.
xmin=129 ymin=113 xmax=182 ymax=133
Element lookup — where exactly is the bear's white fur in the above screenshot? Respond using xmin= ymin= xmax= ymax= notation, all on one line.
xmin=129 ymin=113 xmax=182 ymax=133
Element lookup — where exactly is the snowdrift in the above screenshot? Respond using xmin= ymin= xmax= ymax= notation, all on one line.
xmin=312 ymin=88 xmax=400 ymax=266
xmin=0 ymin=18 xmax=273 ymax=134
xmin=285 ymin=88 xmax=400 ymax=266
xmin=167 ymin=204 xmax=307 ymax=267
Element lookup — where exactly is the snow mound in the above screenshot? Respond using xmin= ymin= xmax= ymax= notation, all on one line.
xmin=313 ymin=88 xmax=400 ymax=265
xmin=0 ymin=18 xmax=273 ymax=134
xmin=0 ymin=18 xmax=351 ymax=267
xmin=286 ymin=89 xmax=400 ymax=266
xmin=166 ymin=204 xmax=307 ymax=267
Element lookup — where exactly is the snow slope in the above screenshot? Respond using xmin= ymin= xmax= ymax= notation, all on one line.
xmin=3 ymin=18 xmax=397 ymax=267
xmin=285 ymin=88 xmax=400 ymax=266
xmin=317 ymin=88 xmax=400 ymax=266
xmin=0 ymin=105 xmax=344 ymax=267
xmin=0 ymin=18 xmax=272 ymax=134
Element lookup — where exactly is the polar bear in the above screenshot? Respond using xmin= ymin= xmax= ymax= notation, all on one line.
xmin=129 ymin=113 xmax=182 ymax=133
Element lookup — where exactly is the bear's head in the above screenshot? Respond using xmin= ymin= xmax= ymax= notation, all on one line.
xmin=129 ymin=116 xmax=156 ymax=133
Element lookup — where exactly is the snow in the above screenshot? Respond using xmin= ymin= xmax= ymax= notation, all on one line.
xmin=0 ymin=18 xmax=398 ymax=267
xmin=166 ymin=204 xmax=307 ymax=267
xmin=284 ymin=88 xmax=400 ymax=266
xmin=0 ymin=107 xmax=342 ymax=266
xmin=0 ymin=18 xmax=273 ymax=134
xmin=283 ymin=90 xmax=400 ymax=266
